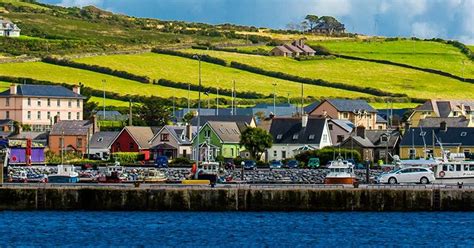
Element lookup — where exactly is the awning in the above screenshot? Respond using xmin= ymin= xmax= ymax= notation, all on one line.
xmin=293 ymin=145 xmax=317 ymax=152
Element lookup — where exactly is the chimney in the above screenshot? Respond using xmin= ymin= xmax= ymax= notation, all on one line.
xmin=90 ymin=114 xmax=98 ymax=133
xmin=72 ymin=85 xmax=80 ymax=95
xmin=186 ymin=123 xmax=193 ymax=140
xmin=440 ymin=121 xmax=447 ymax=132
xmin=9 ymin=84 xmax=17 ymax=95
xmin=302 ymin=114 xmax=309 ymax=128
xmin=461 ymin=104 xmax=466 ymax=116
xmin=54 ymin=114 xmax=60 ymax=124
xmin=356 ymin=125 xmax=366 ymax=139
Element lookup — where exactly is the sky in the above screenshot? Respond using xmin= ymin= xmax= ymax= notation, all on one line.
xmin=41 ymin=0 xmax=474 ymax=44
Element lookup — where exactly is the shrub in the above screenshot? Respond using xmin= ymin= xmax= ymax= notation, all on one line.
xmin=111 ymin=152 xmax=143 ymax=164
xmin=170 ymin=157 xmax=192 ymax=166
xmin=295 ymin=147 xmax=361 ymax=166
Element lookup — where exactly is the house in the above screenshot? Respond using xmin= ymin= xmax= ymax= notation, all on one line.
xmin=267 ymin=116 xmax=332 ymax=161
xmin=0 ymin=84 xmax=86 ymax=131
xmin=376 ymin=115 xmax=388 ymax=130
xmin=407 ymin=100 xmax=474 ymax=127
xmin=309 ymin=99 xmax=378 ymax=130
xmin=328 ymin=119 xmax=354 ymax=145
xmin=192 ymin=121 xmax=243 ymax=161
xmin=419 ymin=117 xmax=470 ymax=128
xmin=399 ymin=123 xmax=474 ymax=159
xmin=87 ymin=131 xmax=119 ymax=159
xmin=339 ymin=128 xmax=401 ymax=163
xmin=0 ymin=119 xmax=14 ymax=132
xmin=269 ymin=39 xmax=316 ymax=57
xmin=149 ymin=125 xmax=196 ymax=160
xmin=49 ymin=117 xmax=98 ymax=155
xmin=0 ymin=19 xmax=20 ymax=37
xmin=8 ymin=131 xmax=48 ymax=147
xmin=377 ymin=108 xmax=410 ymax=129
xmin=109 ymin=126 xmax=155 ymax=160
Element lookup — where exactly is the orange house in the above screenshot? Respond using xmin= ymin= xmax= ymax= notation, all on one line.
xmin=48 ymin=118 xmax=98 ymax=155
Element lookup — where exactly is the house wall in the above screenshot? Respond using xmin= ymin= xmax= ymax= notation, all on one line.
xmin=399 ymin=146 xmax=474 ymax=159
xmin=0 ymin=95 xmax=83 ymax=130
xmin=221 ymin=143 xmax=241 ymax=158
xmin=408 ymin=111 xmax=435 ymax=127
xmin=269 ymin=48 xmax=289 ymax=57
xmin=310 ymin=101 xmax=377 ymax=129
xmin=267 ymin=144 xmax=321 ymax=161
xmin=328 ymin=122 xmax=351 ymax=145
xmin=310 ymin=101 xmax=339 ymax=118
xmin=110 ymin=130 xmax=150 ymax=160
xmin=150 ymin=128 xmax=180 ymax=159
xmin=49 ymin=134 xmax=88 ymax=154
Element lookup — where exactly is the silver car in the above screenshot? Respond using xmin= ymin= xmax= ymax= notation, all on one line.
xmin=376 ymin=167 xmax=435 ymax=184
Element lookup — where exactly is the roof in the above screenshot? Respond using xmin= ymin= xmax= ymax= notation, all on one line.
xmin=325 ymin=99 xmax=377 ymax=113
xmin=400 ymin=127 xmax=474 ymax=147
xmin=304 ymin=101 xmax=321 ymax=114
xmin=0 ymin=85 xmax=85 ymax=99
xmin=0 ymin=119 xmax=14 ymax=126
xmin=8 ymin=132 xmax=48 ymax=141
xmin=341 ymin=130 xmax=400 ymax=148
xmin=329 ymin=119 xmax=354 ymax=132
xmin=283 ymin=44 xmax=304 ymax=53
xmin=419 ymin=117 xmax=470 ymax=128
xmin=269 ymin=117 xmax=326 ymax=144
xmin=206 ymin=121 xmax=241 ymax=143
xmin=436 ymin=101 xmax=451 ymax=118
xmin=272 ymin=46 xmax=292 ymax=53
xmin=376 ymin=115 xmax=387 ymax=123
xmin=120 ymin=126 xmax=155 ymax=149
xmin=50 ymin=120 xmax=92 ymax=136
xmin=89 ymin=131 xmax=119 ymax=149
xmin=149 ymin=125 xmax=197 ymax=147
xmin=191 ymin=115 xmax=254 ymax=126
xmin=414 ymin=100 xmax=474 ymax=117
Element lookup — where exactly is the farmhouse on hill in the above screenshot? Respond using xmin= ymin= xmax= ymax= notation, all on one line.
xmin=0 ymin=18 xmax=20 ymax=37
xmin=269 ymin=39 xmax=315 ymax=57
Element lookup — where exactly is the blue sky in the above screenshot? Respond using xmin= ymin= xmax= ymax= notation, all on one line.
xmin=41 ymin=0 xmax=474 ymax=44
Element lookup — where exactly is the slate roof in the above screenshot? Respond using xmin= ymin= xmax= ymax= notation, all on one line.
xmin=273 ymin=46 xmax=292 ymax=53
xmin=326 ymin=99 xmax=377 ymax=113
xmin=149 ymin=125 xmax=197 ymax=147
xmin=50 ymin=120 xmax=92 ymax=136
xmin=341 ymin=130 xmax=400 ymax=148
xmin=419 ymin=117 xmax=470 ymax=128
xmin=207 ymin=121 xmax=241 ymax=143
xmin=436 ymin=101 xmax=451 ymax=118
xmin=304 ymin=101 xmax=321 ymax=114
xmin=376 ymin=115 xmax=387 ymax=123
xmin=8 ymin=132 xmax=48 ymax=141
xmin=0 ymin=85 xmax=85 ymax=99
xmin=283 ymin=44 xmax=304 ymax=53
xmin=89 ymin=131 xmax=119 ymax=149
xmin=413 ymin=100 xmax=474 ymax=118
xmin=191 ymin=115 xmax=254 ymax=126
xmin=269 ymin=117 xmax=326 ymax=144
xmin=330 ymin=119 xmax=354 ymax=132
xmin=120 ymin=126 xmax=154 ymax=149
xmin=400 ymin=127 xmax=474 ymax=147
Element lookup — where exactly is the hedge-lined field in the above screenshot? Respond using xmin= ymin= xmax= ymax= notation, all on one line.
xmin=0 ymin=62 xmax=224 ymax=100
xmin=183 ymin=49 xmax=474 ymax=100
xmin=369 ymin=102 xmax=419 ymax=109
xmin=89 ymin=96 xmax=130 ymax=107
xmin=73 ymin=53 xmax=372 ymax=99
xmin=308 ymin=40 xmax=474 ymax=79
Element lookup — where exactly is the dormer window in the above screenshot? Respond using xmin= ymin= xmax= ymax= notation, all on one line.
xmin=461 ymin=132 xmax=467 ymax=137
xmin=292 ymin=134 xmax=299 ymax=140
xmin=276 ymin=134 xmax=282 ymax=140
xmin=308 ymin=134 xmax=315 ymax=140
xmin=453 ymin=112 xmax=458 ymax=117
xmin=181 ymin=134 xmax=186 ymax=141
xmin=420 ymin=131 xmax=426 ymax=137
xmin=381 ymin=135 xmax=388 ymax=142
xmin=343 ymin=113 xmax=349 ymax=118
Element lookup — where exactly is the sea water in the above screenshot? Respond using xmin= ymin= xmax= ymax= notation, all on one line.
xmin=1 ymin=211 xmax=473 ymax=247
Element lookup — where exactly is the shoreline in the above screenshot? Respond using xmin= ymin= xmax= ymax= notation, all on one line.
xmin=1 ymin=185 xmax=473 ymax=211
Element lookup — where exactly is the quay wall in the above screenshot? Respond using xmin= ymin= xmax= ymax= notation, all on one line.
xmin=0 ymin=187 xmax=473 ymax=211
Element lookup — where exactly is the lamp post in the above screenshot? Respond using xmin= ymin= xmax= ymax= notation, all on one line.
xmin=101 ymin=79 xmax=106 ymax=120
xmin=272 ymin=83 xmax=277 ymax=116
xmin=187 ymin=83 xmax=191 ymax=113
xmin=193 ymin=55 xmax=202 ymax=168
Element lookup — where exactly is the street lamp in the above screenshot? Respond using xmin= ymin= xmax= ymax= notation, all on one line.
xmin=193 ymin=54 xmax=202 ymax=168
xmin=101 ymin=79 xmax=106 ymax=120
xmin=272 ymin=83 xmax=277 ymax=115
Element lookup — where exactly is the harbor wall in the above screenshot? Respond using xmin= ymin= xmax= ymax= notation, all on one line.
xmin=0 ymin=187 xmax=473 ymax=211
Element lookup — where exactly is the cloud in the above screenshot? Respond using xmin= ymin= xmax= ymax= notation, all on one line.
xmin=58 ymin=0 xmax=103 ymax=7
xmin=313 ymin=0 xmax=352 ymax=16
xmin=411 ymin=22 xmax=441 ymax=38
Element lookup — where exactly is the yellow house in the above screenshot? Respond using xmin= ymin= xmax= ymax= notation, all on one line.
xmin=408 ymin=100 xmax=474 ymax=127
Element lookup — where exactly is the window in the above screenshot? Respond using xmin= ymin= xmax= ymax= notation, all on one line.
xmin=328 ymin=124 xmax=333 ymax=130
xmin=281 ymin=151 xmax=286 ymax=159
xmin=231 ymin=148 xmax=234 ymax=157
xmin=97 ymin=137 xmax=103 ymax=142
xmin=183 ymin=150 xmax=187 ymax=157
xmin=76 ymin=99 xmax=80 ymax=107
xmin=5 ymin=98 xmax=9 ymax=107
xmin=308 ymin=134 xmax=315 ymax=140
xmin=292 ymin=134 xmax=298 ymax=140
xmin=276 ymin=134 xmax=282 ymax=140
xmin=204 ymin=130 xmax=211 ymax=138
xmin=77 ymin=138 xmax=83 ymax=148
xmin=27 ymin=98 xmax=31 ymax=106
xmin=37 ymin=111 xmax=41 ymax=120
xmin=68 ymin=112 xmax=71 ymax=120
xmin=273 ymin=150 xmax=277 ymax=157
xmin=160 ymin=134 xmax=169 ymax=141
xmin=76 ymin=112 xmax=80 ymax=120
xmin=337 ymin=135 xmax=344 ymax=143
xmin=57 ymin=99 xmax=60 ymax=107
xmin=57 ymin=112 xmax=60 ymax=118
xmin=27 ymin=111 xmax=31 ymax=120
xmin=456 ymin=164 xmax=462 ymax=171
xmin=453 ymin=112 xmax=458 ymax=117
xmin=322 ymin=134 xmax=328 ymax=143
xmin=461 ymin=132 xmax=467 ymax=137
xmin=5 ymin=111 xmax=9 ymax=119
xmin=37 ymin=99 xmax=41 ymax=106
xmin=409 ymin=148 xmax=416 ymax=159
xmin=68 ymin=100 xmax=72 ymax=107
xmin=129 ymin=142 xmax=134 ymax=150
xmin=47 ymin=98 xmax=51 ymax=107
xmin=343 ymin=113 xmax=349 ymax=118
xmin=381 ymin=135 xmax=388 ymax=142
xmin=59 ymin=137 xmax=63 ymax=148
xmin=47 ymin=112 xmax=51 ymax=120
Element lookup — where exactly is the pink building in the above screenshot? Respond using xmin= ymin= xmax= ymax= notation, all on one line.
xmin=0 ymin=84 xmax=85 ymax=131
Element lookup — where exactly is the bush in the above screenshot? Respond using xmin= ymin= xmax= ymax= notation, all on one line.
xmin=295 ymin=147 xmax=361 ymax=166
xmin=310 ymin=45 xmax=332 ymax=56
xmin=112 ymin=152 xmax=143 ymax=164
xmin=294 ymin=55 xmax=336 ymax=61
xmin=170 ymin=157 xmax=192 ymax=166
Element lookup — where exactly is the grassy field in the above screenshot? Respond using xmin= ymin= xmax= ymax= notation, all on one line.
xmin=369 ymin=102 xmax=419 ymax=109
xmin=74 ymin=53 xmax=372 ymax=99
xmin=183 ymin=49 xmax=474 ymax=100
xmin=0 ymin=0 xmax=50 ymax=10
xmin=89 ymin=96 xmax=130 ymax=107
xmin=0 ymin=62 xmax=224 ymax=100
xmin=307 ymin=39 xmax=474 ymax=79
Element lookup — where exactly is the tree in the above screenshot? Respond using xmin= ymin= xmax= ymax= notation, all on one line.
xmin=182 ymin=111 xmax=195 ymax=124
xmin=239 ymin=127 xmax=273 ymax=160
xmin=83 ymin=98 xmax=99 ymax=119
xmin=305 ymin=15 xmax=319 ymax=30
xmin=300 ymin=21 xmax=309 ymax=32
xmin=134 ymin=97 xmax=171 ymax=126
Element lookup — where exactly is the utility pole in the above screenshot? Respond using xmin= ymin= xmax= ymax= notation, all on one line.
xmin=300 ymin=82 xmax=304 ymax=116
xmin=272 ymin=83 xmax=277 ymax=116
xmin=102 ymin=79 xmax=106 ymax=120
xmin=193 ymin=55 xmax=202 ymax=167
xmin=233 ymin=80 xmax=236 ymax=115
xmin=216 ymin=88 xmax=219 ymax=116
xmin=187 ymin=83 xmax=191 ymax=113
xmin=128 ymin=99 xmax=133 ymax=126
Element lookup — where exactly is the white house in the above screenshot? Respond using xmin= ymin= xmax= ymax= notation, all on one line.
xmin=0 ymin=19 xmax=20 ymax=37
xmin=267 ymin=115 xmax=332 ymax=161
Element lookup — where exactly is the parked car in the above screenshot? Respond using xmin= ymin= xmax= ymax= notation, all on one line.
xmin=376 ymin=167 xmax=435 ymax=184
xmin=154 ymin=156 xmax=169 ymax=168
xmin=270 ymin=160 xmax=283 ymax=169
xmin=244 ymin=160 xmax=257 ymax=170
xmin=307 ymin=158 xmax=320 ymax=168
xmin=286 ymin=160 xmax=299 ymax=169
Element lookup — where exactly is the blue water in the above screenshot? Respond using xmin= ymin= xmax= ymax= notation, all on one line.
xmin=1 ymin=211 xmax=473 ymax=247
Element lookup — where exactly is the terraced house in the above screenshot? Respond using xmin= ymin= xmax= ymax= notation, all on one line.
xmin=0 ymin=84 xmax=85 ymax=131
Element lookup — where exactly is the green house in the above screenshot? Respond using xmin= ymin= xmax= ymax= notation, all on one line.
xmin=192 ymin=121 xmax=243 ymax=161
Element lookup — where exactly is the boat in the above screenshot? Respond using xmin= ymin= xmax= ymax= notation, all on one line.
xmin=139 ymin=169 xmax=167 ymax=183
xmin=324 ymin=158 xmax=357 ymax=184
xmin=8 ymin=169 xmax=28 ymax=183
xmin=98 ymin=164 xmax=126 ymax=183
xmin=185 ymin=162 xmax=221 ymax=185
xmin=48 ymin=164 xmax=79 ymax=183
xmin=431 ymin=152 xmax=474 ymax=184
